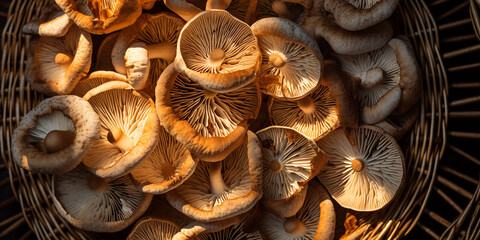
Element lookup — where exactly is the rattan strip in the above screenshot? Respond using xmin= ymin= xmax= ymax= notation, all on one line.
xmin=470 ymin=0 xmax=480 ymax=40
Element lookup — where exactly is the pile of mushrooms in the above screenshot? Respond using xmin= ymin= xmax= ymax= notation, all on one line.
xmin=14 ymin=0 xmax=421 ymax=238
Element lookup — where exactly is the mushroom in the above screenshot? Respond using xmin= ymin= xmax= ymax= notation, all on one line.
xmin=52 ymin=165 xmax=153 ymax=232
xmin=268 ymin=81 xmax=339 ymax=141
xmin=23 ymin=8 xmax=73 ymax=37
xmin=255 ymin=0 xmax=313 ymax=25
xmin=374 ymin=104 xmax=419 ymax=140
xmin=174 ymin=10 xmax=261 ymax=92
xmin=256 ymin=126 xmax=326 ymax=217
xmin=259 ymin=181 xmax=336 ymax=240
xmin=55 ymin=0 xmax=142 ymax=34
xmin=335 ymin=38 xmax=421 ymax=124
xmin=71 ymin=71 xmax=128 ymax=97
xmin=166 ymin=131 xmax=263 ymax=222
xmin=127 ymin=217 xmax=181 ymax=240
xmin=32 ymin=25 xmax=92 ymax=95
xmin=95 ymin=32 xmax=120 ymax=71
xmin=251 ymin=17 xmax=323 ymax=100
xmin=141 ymin=0 xmax=156 ymax=9
xmin=11 ymin=96 xmax=100 ymax=174
xmin=189 ymin=221 xmax=263 ymax=240
xmin=82 ymin=81 xmax=160 ymax=178
xmin=130 ymin=125 xmax=198 ymax=194
xmin=156 ymin=64 xmax=260 ymax=162
xmin=172 ymin=214 xmax=242 ymax=239
xmin=324 ymin=0 xmax=399 ymax=31
xmin=316 ymin=126 xmax=405 ymax=211
xmin=124 ymin=42 xmax=150 ymax=90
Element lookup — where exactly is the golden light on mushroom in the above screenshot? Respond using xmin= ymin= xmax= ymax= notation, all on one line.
xmin=193 ymin=221 xmax=262 ymax=240
xmin=317 ymin=126 xmax=405 ymax=212
xmin=127 ymin=217 xmax=181 ymax=240
xmin=71 ymin=71 xmax=127 ymax=97
xmin=82 ymin=81 xmax=159 ymax=178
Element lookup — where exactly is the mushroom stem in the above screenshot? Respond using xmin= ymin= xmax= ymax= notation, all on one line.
xmin=269 ymin=160 xmax=283 ymax=173
xmin=206 ymin=0 xmax=232 ymax=10
xmin=43 ymin=130 xmax=75 ymax=153
xmin=161 ymin=163 xmax=176 ymax=179
xmin=55 ymin=53 xmax=74 ymax=71
xmin=351 ymin=158 xmax=365 ymax=172
xmin=147 ymin=42 xmax=177 ymax=63
xmin=284 ymin=217 xmax=307 ymax=237
xmin=210 ymin=48 xmax=225 ymax=63
xmin=296 ymin=96 xmax=315 ymax=114
xmin=87 ymin=173 xmax=109 ymax=193
xmin=272 ymin=1 xmax=294 ymax=20
xmin=269 ymin=52 xmax=286 ymax=68
xmin=203 ymin=88 xmax=218 ymax=98
xmin=361 ymin=67 xmax=384 ymax=88
xmin=209 ymin=161 xmax=227 ymax=199
xmin=107 ymin=127 xmax=136 ymax=153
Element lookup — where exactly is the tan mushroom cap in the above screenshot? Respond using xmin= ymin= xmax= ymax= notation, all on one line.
xmin=252 ymin=17 xmax=323 ymax=100
xmin=175 ymin=10 xmax=261 ymax=92
xmin=71 ymin=70 xmax=127 ymax=97
xmin=255 ymin=0 xmax=314 ymax=25
xmin=140 ymin=0 xmax=157 ymax=9
xmin=11 ymin=96 xmax=100 ymax=174
xmin=260 ymin=181 xmax=335 ymax=240
xmin=127 ymin=217 xmax=181 ymax=240
xmin=317 ymin=126 xmax=405 ymax=211
xmin=55 ymin=0 xmax=142 ymax=34
xmin=262 ymin=183 xmax=308 ymax=218
xmin=190 ymin=221 xmax=263 ymax=240
xmin=268 ymin=82 xmax=339 ymax=141
xmin=256 ymin=126 xmax=326 ymax=217
xmin=96 ymin=32 xmax=120 ymax=71
xmin=82 ymin=81 xmax=160 ymax=178
xmin=156 ymin=64 xmax=260 ymax=162
xmin=23 ymin=10 xmax=73 ymax=37
xmin=324 ymin=0 xmax=399 ymax=31
xmin=32 ymin=25 xmax=92 ymax=95
xmin=166 ymin=131 xmax=263 ymax=222
xmin=375 ymin=104 xmax=419 ymax=140
xmin=131 ymin=126 xmax=198 ymax=194
xmin=172 ymin=215 xmax=241 ymax=240
xmin=52 ymin=165 xmax=152 ymax=232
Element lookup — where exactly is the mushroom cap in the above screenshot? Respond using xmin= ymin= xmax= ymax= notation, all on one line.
xmin=255 ymin=0 xmax=313 ymax=25
xmin=127 ymin=217 xmax=181 ymax=240
xmin=262 ymin=183 xmax=308 ymax=218
xmin=55 ymin=0 xmax=142 ymax=34
xmin=324 ymin=0 xmax=399 ymax=31
xmin=96 ymin=32 xmax=120 ymax=71
xmin=131 ymin=126 xmax=198 ymax=194
xmin=174 ymin=10 xmax=261 ymax=92
xmin=23 ymin=11 xmax=73 ymax=37
xmin=71 ymin=70 xmax=128 ymax=97
xmin=316 ymin=126 xmax=405 ymax=211
xmin=52 ymin=165 xmax=153 ymax=232
xmin=140 ymin=0 xmax=157 ymax=9
xmin=166 ymin=131 xmax=263 ymax=222
xmin=191 ymin=221 xmax=263 ymax=240
xmin=256 ymin=126 xmax=326 ymax=215
xmin=375 ymin=104 xmax=419 ymax=140
xmin=125 ymin=41 xmax=150 ymax=90
xmin=82 ymin=81 xmax=160 ymax=178
xmin=252 ymin=17 xmax=323 ymax=100
xmin=156 ymin=64 xmax=260 ymax=162
xmin=32 ymin=25 xmax=92 ymax=95
xmin=260 ymin=181 xmax=335 ymax=240
xmin=268 ymin=82 xmax=339 ymax=141
xmin=11 ymin=95 xmax=100 ymax=174
xmin=172 ymin=215 xmax=241 ymax=239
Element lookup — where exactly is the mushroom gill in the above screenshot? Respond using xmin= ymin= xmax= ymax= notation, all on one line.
xmin=127 ymin=217 xmax=181 ymax=240
xmin=194 ymin=222 xmax=263 ymax=240
xmin=27 ymin=111 xmax=76 ymax=153
xmin=71 ymin=71 xmax=127 ymax=97
xmin=346 ymin=0 xmax=381 ymax=9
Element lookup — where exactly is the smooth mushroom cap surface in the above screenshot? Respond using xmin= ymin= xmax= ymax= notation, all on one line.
xmin=71 ymin=71 xmax=128 ymax=97
xmin=252 ymin=17 xmax=323 ymax=100
xmin=175 ymin=10 xmax=261 ymax=92
xmin=166 ymin=131 xmax=263 ymax=222
xmin=131 ymin=126 xmax=198 ymax=194
xmin=55 ymin=0 xmax=142 ymax=34
xmin=11 ymin=95 xmax=100 ymax=174
xmin=82 ymin=81 xmax=159 ymax=178
xmin=262 ymin=183 xmax=308 ymax=218
xmin=317 ymin=126 xmax=405 ymax=211
xmin=33 ymin=25 xmax=92 ymax=95
xmin=156 ymin=64 xmax=260 ymax=162
xmin=52 ymin=165 xmax=153 ymax=232
xmin=127 ymin=217 xmax=181 ymax=240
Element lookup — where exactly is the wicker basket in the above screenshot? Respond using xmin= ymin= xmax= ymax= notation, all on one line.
xmin=0 ymin=0 xmax=448 ymax=239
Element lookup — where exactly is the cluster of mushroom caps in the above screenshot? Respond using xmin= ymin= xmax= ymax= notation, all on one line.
xmin=13 ymin=0 xmax=421 ymax=239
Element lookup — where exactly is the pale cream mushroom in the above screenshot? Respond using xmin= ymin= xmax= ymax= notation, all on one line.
xmin=32 ymin=25 xmax=92 ymax=95
xmin=82 ymin=81 xmax=160 ymax=178
xmin=11 ymin=96 xmax=99 ymax=174
xmin=252 ymin=17 xmax=323 ymax=100
xmin=166 ymin=131 xmax=263 ymax=222
xmin=71 ymin=71 xmax=128 ymax=97
xmin=127 ymin=217 xmax=181 ymax=240
xmin=52 ymin=165 xmax=152 ymax=232
xmin=317 ymin=126 xmax=405 ymax=211
xmin=156 ymin=64 xmax=260 ymax=162
xmin=175 ymin=10 xmax=261 ymax=92
xmin=23 ymin=6 xmax=73 ymax=37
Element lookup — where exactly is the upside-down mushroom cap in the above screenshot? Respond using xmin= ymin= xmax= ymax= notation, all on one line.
xmin=375 ymin=104 xmax=419 ymax=140
xmin=174 ymin=10 xmax=261 ymax=92
xmin=317 ymin=126 xmax=405 ymax=211
xmin=32 ymin=25 xmax=92 ymax=95
xmin=71 ymin=71 xmax=128 ymax=97
xmin=55 ymin=0 xmax=142 ymax=34
xmin=166 ymin=131 xmax=263 ymax=222
xmin=191 ymin=221 xmax=263 ymax=240
xmin=82 ymin=81 xmax=160 ymax=178
xmin=156 ymin=64 xmax=261 ymax=162
xmin=131 ymin=126 xmax=198 ymax=194
xmin=256 ymin=126 xmax=326 ymax=217
xmin=255 ymin=0 xmax=313 ymax=25
xmin=324 ymin=0 xmax=399 ymax=31
xmin=252 ymin=17 xmax=323 ymax=100
xmin=96 ymin=32 xmax=120 ymax=71
xmin=23 ymin=9 xmax=73 ymax=37
xmin=172 ymin=214 xmax=242 ymax=239
xmin=260 ymin=181 xmax=335 ymax=240
xmin=127 ymin=217 xmax=181 ymax=240
xmin=52 ymin=165 xmax=152 ymax=232
xmin=268 ymin=82 xmax=339 ymax=141
xmin=11 ymin=96 xmax=100 ymax=174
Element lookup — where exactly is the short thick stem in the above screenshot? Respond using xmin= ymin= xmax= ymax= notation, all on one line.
xmin=107 ymin=127 xmax=136 ymax=153
xmin=296 ymin=96 xmax=315 ymax=114
xmin=361 ymin=67 xmax=384 ymax=88
xmin=161 ymin=163 xmax=176 ymax=179
xmin=44 ymin=130 xmax=75 ymax=153
xmin=88 ymin=174 xmax=108 ymax=193
xmin=55 ymin=53 xmax=74 ymax=71
xmin=284 ymin=217 xmax=307 ymax=237
xmin=351 ymin=159 xmax=365 ymax=172
xmin=147 ymin=42 xmax=177 ymax=63
xmin=269 ymin=160 xmax=283 ymax=173
xmin=209 ymin=161 xmax=227 ymax=199
xmin=269 ymin=52 xmax=286 ymax=68
xmin=206 ymin=0 xmax=231 ymax=10
xmin=203 ymin=89 xmax=218 ymax=98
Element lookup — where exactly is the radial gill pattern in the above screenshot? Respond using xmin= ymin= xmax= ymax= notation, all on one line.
xmin=346 ymin=0 xmax=382 ymax=9
xmin=195 ymin=222 xmax=262 ymax=240
xmin=27 ymin=111 xmax=75 ymax=143
xmin=127 ymin=218 xmax=180 ymax=240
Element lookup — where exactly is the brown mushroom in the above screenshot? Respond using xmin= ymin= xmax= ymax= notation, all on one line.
xmin=71 ymin=70 xmax=128 ymax=97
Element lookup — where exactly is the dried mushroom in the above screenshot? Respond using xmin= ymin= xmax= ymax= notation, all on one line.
xmin=127 ymin=217 xmax=181 ymax=240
